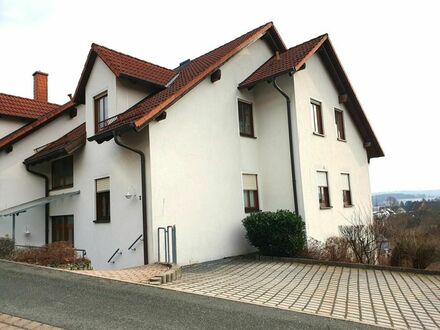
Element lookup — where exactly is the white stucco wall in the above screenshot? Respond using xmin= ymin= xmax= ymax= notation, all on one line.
xmin=293 ymin=54 xmax=372 ymax=242
xmin=85 ymin=57 xmax=149 ymax=138
xmin=0 ymin=109 xmax=84 ymax=245
xmin=0 ymin=118 xmax=26 ymax=139
xmin=148 ymin=39 xmax=276 ymax=265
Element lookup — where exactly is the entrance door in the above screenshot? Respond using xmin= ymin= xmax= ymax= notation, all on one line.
xmin=51 ymin=215 xmax=74 ymax=245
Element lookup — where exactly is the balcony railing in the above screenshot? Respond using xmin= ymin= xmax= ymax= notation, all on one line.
xmin=98 ymin=114 xmax=120 ymax=131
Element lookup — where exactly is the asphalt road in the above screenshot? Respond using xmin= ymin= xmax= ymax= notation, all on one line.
xmin=0 ymin=261 xmax=378 ymax=330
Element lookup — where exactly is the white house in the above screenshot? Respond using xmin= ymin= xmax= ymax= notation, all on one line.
xmin=0 ymin=22 xmax=383 ymax=269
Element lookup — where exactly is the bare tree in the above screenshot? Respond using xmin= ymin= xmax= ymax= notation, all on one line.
xmin=339 ymin=208 xmax=386 ymax=265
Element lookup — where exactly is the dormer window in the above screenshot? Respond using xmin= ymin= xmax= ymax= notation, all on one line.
xmin=94 ymin=92 xmax=108 ymax=132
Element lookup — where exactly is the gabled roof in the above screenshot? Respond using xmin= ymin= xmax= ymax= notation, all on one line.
xmin=89 ymin=22 xmax=285 ymax=142
xmin=74 ymin=44 xmax=177 ymax=104
xmin=238 ymin=34 xmax=384 ymax=159
xmin=0 ymin=93 xmax=59 ymax=120
xmin=24 ymin=123 xmax=86 ymax=165
xmin=239 ymin=34 xmax=328 ymax=89
xmin=0 ymin=101 xmax=76 ymax=152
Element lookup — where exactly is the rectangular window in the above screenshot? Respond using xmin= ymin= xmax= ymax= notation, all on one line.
xmin=95 ymin=177 xmax=110 ymax=222
xmin=51 ymin=156 xmax=73 ymax=190
xmin=238 ymin=100 xmax=255 ymax=137
xmin=94 ymin=92 xmax=108 ymax=132
xmin=242 ymin=174 xmax=259 ymax=213
xmin=51 ymin=215 xmax=74 ymax=246
xmin=335 ymin=109 xmax=346 ymax=140
xmin=311 ymin=100 xmax=324 ymax=135
xmin=341 ymin=173 xmax=352 ymax=207
xmin=317 ymin=171 xmax=331 ymax=208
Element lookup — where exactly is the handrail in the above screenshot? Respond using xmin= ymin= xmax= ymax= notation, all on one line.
xmin=107 ymin=248 xmax=122 ymax=263
xmin=128 ymin=234 xmax=143 ymax=251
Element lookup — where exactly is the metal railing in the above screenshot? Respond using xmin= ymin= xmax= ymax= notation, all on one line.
xmin=14 ymin=244 xmax=87 ymax=258
xmin=157 ymin=225 xmax=177 ymax=264
xmin=107 ymin=248 xmax=122 ymax=264
xmin=98 ymin=114 xmax=120 ymax=130
xmin=128 ymin=234 xmax=143 ymax=251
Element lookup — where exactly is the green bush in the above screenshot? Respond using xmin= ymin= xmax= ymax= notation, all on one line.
xmin=0 ymin=237 xmax=15 ymax=259
xmin=242 ymin=210 xmax=306 ymax=257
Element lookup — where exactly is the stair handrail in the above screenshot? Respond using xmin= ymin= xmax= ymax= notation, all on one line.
xmin=107 ymin=248 xmax=122 ymax=263
xmin=128 ymin=234 xmax=143 ymax=251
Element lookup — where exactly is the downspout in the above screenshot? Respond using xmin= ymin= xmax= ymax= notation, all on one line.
xmin=114 ymin=135 xmax=149 ymax=265
xmin=25 ymin=164 xmax=50 ymax=244
xmin=272 ymin=78 xmax=299 ymax=214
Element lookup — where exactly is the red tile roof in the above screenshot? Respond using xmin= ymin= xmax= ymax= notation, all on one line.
xmin=90 ymin=22 xmax=284 ymax=138
xmin=74 ymin=44 xmax=177 ymax=104
xmin=0 ymin=93 xmax=59 ymax=120
xmin=239 ymin=34 xmax=328 ymax=88
xmin=24 ymin=123 xmax=86 ymax=165
xmin=0 ymin=101 xmax=76 ymax=152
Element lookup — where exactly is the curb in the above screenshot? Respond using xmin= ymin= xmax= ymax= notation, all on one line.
xmin=255 ymin=255 xmax=440 ymax=275
xmin=149 ymin=263 xmax=182 ymax=285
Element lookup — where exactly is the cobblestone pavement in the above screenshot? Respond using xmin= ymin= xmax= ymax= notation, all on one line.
xmin=164 ymin=258 xmax=440 ymax=329
xmin=73 ymin=263 xmax=169 ymax=284
xmin=0 ymin=313 xmax=61 ymax=329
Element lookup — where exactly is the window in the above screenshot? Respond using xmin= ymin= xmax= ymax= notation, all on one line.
xmin=335 ymin=109 xmax=346 ymax=140
xmin=94 ymin=92 xmax=108 ymax=132
xmin=52 ymin=156 xmax=73 ymax=190
xmin=51 ymin=215 xmax=74 ymax=245
xmin=317 ymin=171 xmax=331 ymax=208
xmin=311 ymin=100 xmax=324 ymax=135
xmin=95 ymin=177 xmax=110 ymax=223
xmin=242 ymin=174 xmax=259 ymax=213
xmin=341 ymin=173 xmax=353 ymax=207
xmin=238 ymin=100 xmax=255 ymax=137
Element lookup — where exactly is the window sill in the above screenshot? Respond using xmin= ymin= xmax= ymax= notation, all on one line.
xmin=319 ymin=206 xmax=333 ymax=210
xmin=344 ymin=204 xmax=354 ymax=208
xmin=337 ymin=138 xmax=347 ymax=142
xmin=313 ymin=132 xmax=325 ymax=137
xmin=93 ymin=219 xmax=110 ymax=224
xmin=240 ymin=133 xmax=257 ymax=139
xmin=50 ymin=184 xmax=74 ymax=192
xmin=245 ymin=208 xmax=260 ymax=214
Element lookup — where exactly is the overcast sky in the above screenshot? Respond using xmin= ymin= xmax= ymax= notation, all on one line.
xmin=0 ymin=0 xmax=438 ymax=193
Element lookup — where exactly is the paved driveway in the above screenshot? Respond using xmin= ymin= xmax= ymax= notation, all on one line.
xmin=164 ymin=258 xmax=440 ymax=329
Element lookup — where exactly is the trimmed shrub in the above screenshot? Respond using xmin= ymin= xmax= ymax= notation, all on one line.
xmin=0 ymin=237 xmax=15 ymax=259
xmin=242 ymin=210 xmax=306 ymax=257
xmin=13 ymin=241 xmax=91 ymax=269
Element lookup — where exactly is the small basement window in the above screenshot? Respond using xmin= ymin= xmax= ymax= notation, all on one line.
xmin=238 ymin=100 xmax=255 ymax=138
xmin=317 ymin=171 xmax=331 ymax=208
xmin=242 ymin=174 xmax=259 ymax=213
xmin=52 ymin=156 xmax=73 ymax=190
xmin=95 ymin=177 xmax=110 ymax=223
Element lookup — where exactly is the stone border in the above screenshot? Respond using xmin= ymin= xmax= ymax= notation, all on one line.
xmin=0 ymin=259 xmax=181 ymax=286
xmin=149 ymin=263 xmax=182 ymax=285
xmin=256 ymin=255 xmax=440 ymax=275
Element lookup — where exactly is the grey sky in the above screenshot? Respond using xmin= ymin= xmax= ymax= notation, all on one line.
xmin=0 ymin=0 xmax=438 ymax=193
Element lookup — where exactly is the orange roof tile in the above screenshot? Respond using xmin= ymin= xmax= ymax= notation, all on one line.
xmin=0 ymin=93 xmax=59 ymax=120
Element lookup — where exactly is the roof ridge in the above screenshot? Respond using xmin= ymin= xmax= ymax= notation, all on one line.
xmin=91 ymin=43 xmax=175 ymax=73
xmin=0 ymin=92 xmax=60 ymax=107
xmin=285 ymin=33 xmax=328 ymax=52
xmin=187 ymin=22 xmax=273 ymax=65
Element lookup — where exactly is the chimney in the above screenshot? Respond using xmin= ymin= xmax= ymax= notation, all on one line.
xmin=33 ymin=71 xmax=48 ymax=102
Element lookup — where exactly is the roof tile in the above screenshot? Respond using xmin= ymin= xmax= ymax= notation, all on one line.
xmin=0 ymin=93 xmax=59 ymax=120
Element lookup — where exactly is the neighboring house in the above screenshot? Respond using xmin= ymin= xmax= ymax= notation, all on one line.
xmin=0 ymin=22 xmax=383 ymax=269
xmin=0 ymin=72 xmax=59 ymax=138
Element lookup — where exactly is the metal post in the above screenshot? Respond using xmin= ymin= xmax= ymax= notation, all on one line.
xmin=12 ymin=214 xmax=16 ymax=241
xmin=172 ymin=225 xmax=177 ymax=264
